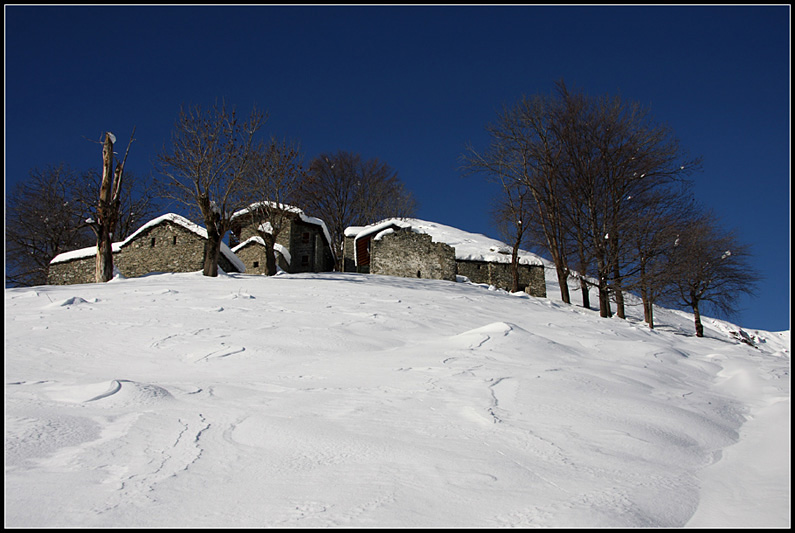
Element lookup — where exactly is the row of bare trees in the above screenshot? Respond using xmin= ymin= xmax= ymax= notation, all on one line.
xmin=154 ymin=102 xmax=417 ymax=275
xmin=464 ymin=81 xmax=760 ymax=336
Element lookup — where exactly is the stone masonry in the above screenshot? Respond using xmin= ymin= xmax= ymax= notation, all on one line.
xmin=456 ymin=259 xmax=546 ymax=297
xmin=370 ymin=228 xmax=457 ymax=281
xmin=47 ymin=215 xmax=242 ymax=285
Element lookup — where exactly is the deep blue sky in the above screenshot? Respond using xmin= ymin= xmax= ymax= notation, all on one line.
xmin=5 ymin=6 xmax=790 ymax=332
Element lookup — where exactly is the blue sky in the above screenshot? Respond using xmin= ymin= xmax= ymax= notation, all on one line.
xmin=5 ymin=5 xmax=790 ymax=332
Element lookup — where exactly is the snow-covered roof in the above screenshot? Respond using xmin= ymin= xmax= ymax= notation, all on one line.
xmin=232 ymin=201 xmax=334 ymax=253
xmin=344 ymin=225 xmax=368 ymax=238
xmin=50 ymin=213 xmax=246 ymax=273
xmin=347 ymin=218 xmax=545 ymax=266
xmin=231 ymin=201 xmax=304 ymax=221
xmin=231 ymin=236 xmax=292 ymax=265
xmin=48 ymin=243 xmax=123 ymax=264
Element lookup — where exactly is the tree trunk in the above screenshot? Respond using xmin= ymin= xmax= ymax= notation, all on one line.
xmin=610 ymin=247 xmax=625 ymax=319
xmin=199 ymin=193 xmax=224 ymax=277
xmin=692 ymin=302 xmax=704 ymax=337
xmin=203 ymin=235 xmax=222 ymax=277
xmin=598 ymin=279 xmax=612 ymax=318
xmin=614 ymin=286 xmax=625 ymax=319
xmin=96 ymin=133 xmax=115 ymax=283
xmin=579 ymin=276 xmax=590 ymax=309
xmin=263 ymin=233 xmax=278 ymax=276
xmin=645 ymin=299 xmax=655 ymax=329
xmin=595 ymin=252 xmax=612 ymax=318
xmin=555 ymin=264 xmax=570 ymax=304
xmin=510 ymin=244 xmax=520 ymax=293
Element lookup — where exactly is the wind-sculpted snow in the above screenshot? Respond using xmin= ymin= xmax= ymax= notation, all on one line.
xmin=4 ymin=271 xmax=789 ymax=527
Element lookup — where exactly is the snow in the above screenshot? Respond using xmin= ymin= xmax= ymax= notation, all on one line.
xmin=4 ymin=260 xmax=789 ymax=527
xmin=47 ymin=242 xmax=123 ymax=264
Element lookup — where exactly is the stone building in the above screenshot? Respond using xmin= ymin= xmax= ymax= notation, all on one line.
xmin=47 ymin=213 xmax=245 ymax=285
xmin=456 ymin=259 xmax=547 ymax=297
xmin=229 ymin=202 xmax=335 ymax=274
xmin=343 ymin=220 xmax=405 ymax=274
xmin=231 ymin=237 xmax=290 ymax=275
xmin=370 ymin=227 xmax=457 ymax=281
xmin=343 ymin=218 xmax=546 ymax=297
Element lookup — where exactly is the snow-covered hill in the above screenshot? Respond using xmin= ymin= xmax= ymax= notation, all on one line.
xmin=4 ymin=265 xmax=789 ymax=527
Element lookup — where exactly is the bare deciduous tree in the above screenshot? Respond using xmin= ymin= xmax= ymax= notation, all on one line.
xmin=620 ymin=188 xmax=695 ymax=328
xmin=667 ymin=210 xmax=761 ymax=337
xmin=156 ymin=102 xmax=267 ymax=276
xmin=77 ymin=168 xmax=161 ymax=243
xmin=91 ymin=129 xmax=135 ymax=282
xmin=297 ymin=151 xmax=417 ymax=268
xmin=6 ymin=162 xmax=160 ymax=287
xmin=463 ymin=92 xmax=572 ymax=303
xmin=553 ymin=81 xmax=701 ymax=317
xmin=243 ymin=137 xmax=306 ymax=276
xmin=465 ymin=81 xmax=702 ymax=319
xmin=490 ymin=178 xmax=534 ymax=293
xmin=5 ymin=165 xmax=95 ymax=287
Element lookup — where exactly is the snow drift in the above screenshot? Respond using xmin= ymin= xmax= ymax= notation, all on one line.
xmin=4 ymin=267 xmax=789 ymax=527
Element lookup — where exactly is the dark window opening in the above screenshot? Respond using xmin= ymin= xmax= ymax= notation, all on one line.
xmin=302 ymin=232 xmax=310 ymax=243
xmin=417 ymin=270 xmax=421 ymax=278
xmin=253 ymin=261 xmax=259 ymax=268
xmin=301 ymin=255 xmax=309 ymax=266
xmin=173 ymin=236 xmax=178 ymax=245
xmin=150 ymin=237 xmax=156 ymax=248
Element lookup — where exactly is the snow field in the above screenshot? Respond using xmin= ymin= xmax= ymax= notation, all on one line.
xmin=4 ymin=271 xmax=789 ymax=527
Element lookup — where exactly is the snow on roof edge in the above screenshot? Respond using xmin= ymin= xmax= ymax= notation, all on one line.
xmin=51 ymin=213 xmax=246 ymax=273
xmin=346 ymin=218 xmax=544 ymax=266
xmin=231 ymin=236 xmax=292 ymax=265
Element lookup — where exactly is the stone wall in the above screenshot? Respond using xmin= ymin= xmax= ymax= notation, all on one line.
xmin=47 ymin=252 xmax=115 ymax=285
xmin=371 ymin=228 xmax=457 ymax=281
xmin=233 ymin=240 xmax=289 ymax=275
xmin=48 ymin=221 xmax=240 ymax=285
xmin=233 ymin=216 xmax=334 ymax=274
xmin=117 ymin=223 xmax=212 ymax=277
xmin=342 ymin=235 xmax=358 ymax=273
xmin=456 ymin=259 xmax=546 ymax=297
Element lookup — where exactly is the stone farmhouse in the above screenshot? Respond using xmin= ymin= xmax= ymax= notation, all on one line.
xmin=343 ymin=218 xmax=547 ymax=297
xmin=229 ymin=201 xmax=335 ymax=275
xmin=47 ymin=213 xmax=245 ymax=285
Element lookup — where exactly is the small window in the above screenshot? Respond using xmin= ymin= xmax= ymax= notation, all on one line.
xmin=173 ymin=236 xmax=178 ymax=245
xmin=302 ymin=232 xmax=310 ymax=243
xmin=253 ymin=261 xmax=259 ymax=268
xmin=150 ymin=237 xmax=156 ymax=248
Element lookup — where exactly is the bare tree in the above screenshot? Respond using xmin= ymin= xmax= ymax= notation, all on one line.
xmin=621 ymin=188 xmax=695 ymax=328
xmin=77 ymin=168 xmax=162 ymax=243
xmin=554 ymin=81 xmax=701 ymax=318
xmin=6 ymin=163 xmax=160 ymax=287
xmin=297 ymin=151 xmax=417 ymax=268
xmin=5 ymin=165 xmax=95 ymax=286
xmin=156 ymin=102 xmax=266 ymax=276
xmin=667 ymin=209 xmax=761 ymax=337
xmin=92 ymin=129 xmax=135 ymax=282
xmin=463 ymin=93 xmax=573 ymax=303
xmin=465 ymin=81 xmax=701 ymax=318
xmin=490 ymin=177 xmax=534 ymax=293
xmin=243 ymin=137 xmax=306 ymax=276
